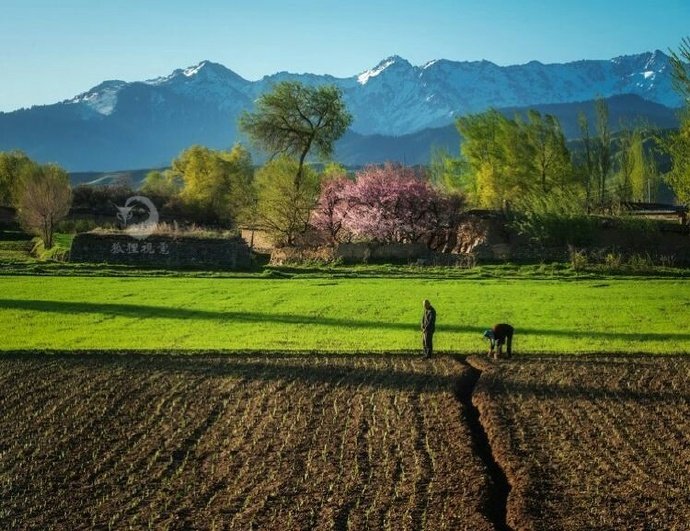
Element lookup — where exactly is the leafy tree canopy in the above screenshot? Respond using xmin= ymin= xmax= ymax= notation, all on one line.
xmin=239 ymin=82 xmax=352 ymax=185
xmin=0 ymin=150 xmax=38 ymax=207
xmin=254 ymin=156 xmax=320 ymax=246
xmin=172 ymin=144 xmax=253 ymax=224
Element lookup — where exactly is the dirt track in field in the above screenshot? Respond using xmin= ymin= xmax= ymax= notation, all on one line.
xmin=0 ymin=354 xmax=494 ymax=530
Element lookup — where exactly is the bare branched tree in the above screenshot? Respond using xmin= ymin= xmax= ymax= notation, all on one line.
xmin=16 ymin=164 xmax=72 ymax=248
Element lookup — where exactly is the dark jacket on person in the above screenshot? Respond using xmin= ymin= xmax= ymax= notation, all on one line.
xmin=422 ymin=306 xmax=436 ymax=334
xmin=492 ymin=323 xmax=513 ymax=342
xmin=489 ymin=323 xmax=514 ymax=357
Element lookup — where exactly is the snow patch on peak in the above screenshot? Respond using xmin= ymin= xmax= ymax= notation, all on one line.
xmin=67 ymin=80 xmax=126 ymax=115
xmin=183 ymin=61 xmax=210 ymax=77
xmin=147 ymin=60 xmax=228 ymax=85
xmin=357 ymin=55 xmax=410 ymax=84
xmin=422 ymin=59 xmax=440 ymax=70
xmin=358 ymin=58 xmax=396 ymax=84
xmin=644 ymin=50 xmax=668 ymax=71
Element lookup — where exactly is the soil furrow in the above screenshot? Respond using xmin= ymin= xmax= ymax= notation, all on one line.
xmin=454 ymin=357 xmax=512 ymax=531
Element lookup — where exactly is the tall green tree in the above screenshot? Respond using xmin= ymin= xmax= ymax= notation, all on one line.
xmin=239 ymin=81 xmax=352 ymax=187
xmin=594 ymin=98 xmax=612 ymax=207
xmin=664 ymin=39 xmax=690 ymax=205
xmin=577 ymin=112 xmax=596 ymax=210
xmin=0 ymin=151 xmax=38 ymax=206
xmin=254 ymin=156 xmax=320 ymax=245
xmin=527 ymin=111 xmax=573 ymax=192
xmin=577 ymin=99 xmax=613 ymax=209
xmin=173 ymin=144 xmax=253 ymax=224
xmin=456 ymin=110 xmax=513 ymax=207
xmin=615 ymin=128 xmax=658 ymax=203
xmin=615 ymin=129 xmax=635 ymax=201
xmin=499 ymin=115 xmax=536 ymax=196
xmin=665 ymin=111 xmax=690 ymax=205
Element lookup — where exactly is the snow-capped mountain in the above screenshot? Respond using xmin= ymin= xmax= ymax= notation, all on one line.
xmin=0 ymin=51 xmax=683 ymax=170
xmin=341 ymin=50 xmax=680 ymax=134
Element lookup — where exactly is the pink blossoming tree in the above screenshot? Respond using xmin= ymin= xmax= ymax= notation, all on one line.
xmin=310 ymin=174 xmax=354 ymax=244
xmin=311 ymin=163 xmax=464 ymax=246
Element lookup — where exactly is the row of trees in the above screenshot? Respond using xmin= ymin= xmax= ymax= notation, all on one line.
xmin=445 ymin=102 xmax=660 ymax=212
xmin=436 ymin=38 xmax=690 ymax=213
xmin=452 ymin=109 xmax=572 ymax=208
xmin=139 ymin=146 xmax=459 ymax=248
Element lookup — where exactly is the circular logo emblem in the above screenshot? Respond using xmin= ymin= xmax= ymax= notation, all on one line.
xmin=115 ymin=196 xmax=159 ymax=240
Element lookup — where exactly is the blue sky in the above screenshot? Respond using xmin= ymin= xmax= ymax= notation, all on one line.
xmin=1 ymin=0 xmax=688 ymax=112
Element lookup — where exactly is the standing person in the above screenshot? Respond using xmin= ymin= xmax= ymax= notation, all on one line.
xmin=483 ymin=323 xmax=514 ymax=359
xmin=421 ymin=299 xmax=436 ymax=359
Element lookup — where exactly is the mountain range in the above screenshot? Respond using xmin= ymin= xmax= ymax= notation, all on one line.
xmin=0 ymin=51 xmax=683 ymax=172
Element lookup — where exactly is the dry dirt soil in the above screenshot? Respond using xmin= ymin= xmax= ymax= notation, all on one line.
xmin=0 ymin=353 xmax=493 ymax=530
xmin=1 ymin=353 xmax=688 ymax=530
xmin=470 ymin=355 xmax=690 ymax=530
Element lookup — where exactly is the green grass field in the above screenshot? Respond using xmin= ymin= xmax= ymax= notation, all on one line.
xmin=0 ymin=275 xmax=688 ymax=353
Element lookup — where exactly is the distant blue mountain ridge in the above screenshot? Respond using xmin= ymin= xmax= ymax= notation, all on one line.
xmin=0 ymin=51 xmax=683 ymax=172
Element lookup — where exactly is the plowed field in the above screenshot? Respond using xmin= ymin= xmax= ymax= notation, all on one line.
xmin=3 ymin=353 xmax=688 ymax=530
xmin=0 ymin=354 xmax=493 ymax=530
xmin=471 ymin=355 xmax=690 ymax=530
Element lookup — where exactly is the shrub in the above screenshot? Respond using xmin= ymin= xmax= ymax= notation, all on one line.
xmin=604 ymin=252 xmax=623 ymax=269
xmin=569 ymin=247 xmax=589 ymax=271
xmin=658 ymin=255 xmax=676 ymax=268
xmin=627 ymin=253 xmax=654 ymax=271
xmin=30 ymin=237 xmax=69 ymax=262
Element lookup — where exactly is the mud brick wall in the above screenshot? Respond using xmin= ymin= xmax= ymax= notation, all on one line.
xmin=70 ymin=232 xmax=252 ymax=269
xmin=455 ymin=213 xmax=690 ymax=264
xmin=335 ymin=242 xmax=431 ymax=264
xmin=269 ymin=243 xmax=432 ymax=265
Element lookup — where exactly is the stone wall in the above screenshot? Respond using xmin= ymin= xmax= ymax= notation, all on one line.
xmin=269 ymin=242 xmax=432 ymax=265
xmin=267 ymin=213 xmax=690 ymax=266
xmin=70 ymin=232 xmax=252 ymax=269
xmin=585 ymin=223 xmax=690 ymax=264
xmin=454 ymin=212 xmax=690 ymax=264
xmin=335 ymin=242 xmax=431 ymax=264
